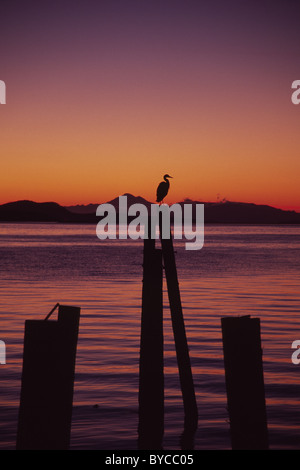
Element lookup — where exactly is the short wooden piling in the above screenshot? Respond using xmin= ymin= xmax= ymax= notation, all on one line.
xmin=16 ymin=304 xmax=80 ymax=450
xmin=221 ymin=315 xmax=269 ymax=450
xmin=138 ymin=233 xmax=164 ymax=449
xmin=159 ymin=215 xmax=198 ymax=446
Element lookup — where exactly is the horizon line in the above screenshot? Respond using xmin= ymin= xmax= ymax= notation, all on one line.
xmin=1 ymin=195 xmax=300 ymax=214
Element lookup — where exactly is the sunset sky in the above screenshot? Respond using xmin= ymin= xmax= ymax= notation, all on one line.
xmin=1 ymin=1 xmax=299 ymax=210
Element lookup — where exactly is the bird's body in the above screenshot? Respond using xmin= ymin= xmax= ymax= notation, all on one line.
xmin=156 ymin=174 xmax=173 ymax=204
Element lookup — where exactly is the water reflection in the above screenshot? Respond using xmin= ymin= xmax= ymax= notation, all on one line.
xmin=0 ymin=224 xmax=299 ymax=449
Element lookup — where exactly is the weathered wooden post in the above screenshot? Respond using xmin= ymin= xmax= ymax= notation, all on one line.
xmin=159 ymin=214 xmax=198 ymax=448
xmin=221 ymin=315 xmax=269 ymax=450
xmin=16 ymin=304 xmax=80 ymax=450
xmin=138 ymin=218 xmax=164 ymax=449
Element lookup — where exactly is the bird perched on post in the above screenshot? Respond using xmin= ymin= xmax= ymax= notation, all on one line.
xmin=156 ymin=174 xmax=173 ymax=205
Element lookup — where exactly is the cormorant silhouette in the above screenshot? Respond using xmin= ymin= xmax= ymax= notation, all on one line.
xmin=156 ymin=174 xmax=173 ymax=205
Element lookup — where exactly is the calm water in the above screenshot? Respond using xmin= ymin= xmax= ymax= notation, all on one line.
xmin=0 ymin=223 xmax=299 ymax=450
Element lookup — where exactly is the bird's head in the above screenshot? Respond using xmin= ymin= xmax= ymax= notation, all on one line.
xmin=164 ymin=174 xmax=173 ymax=179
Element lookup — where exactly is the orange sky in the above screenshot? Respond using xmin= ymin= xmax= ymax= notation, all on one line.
xmin=1 ymin=2 xmax=300 ymax=211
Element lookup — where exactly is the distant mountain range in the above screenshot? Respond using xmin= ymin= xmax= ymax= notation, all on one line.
xmin=65 ymin=193 xmax=153 ymax=214
xmin=0 ymin=194 xmax=299 ymax=224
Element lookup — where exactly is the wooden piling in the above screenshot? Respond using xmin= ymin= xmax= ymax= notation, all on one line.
xmin=221 ymin=315 xmax=269 ymax=450
xmin=138 ymin=230 xmax=164 ymax=449
xmin=16 ymin=304 xmax=80 ymax=450
xmin=159 ymin=214 xmax=198 ymax=445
